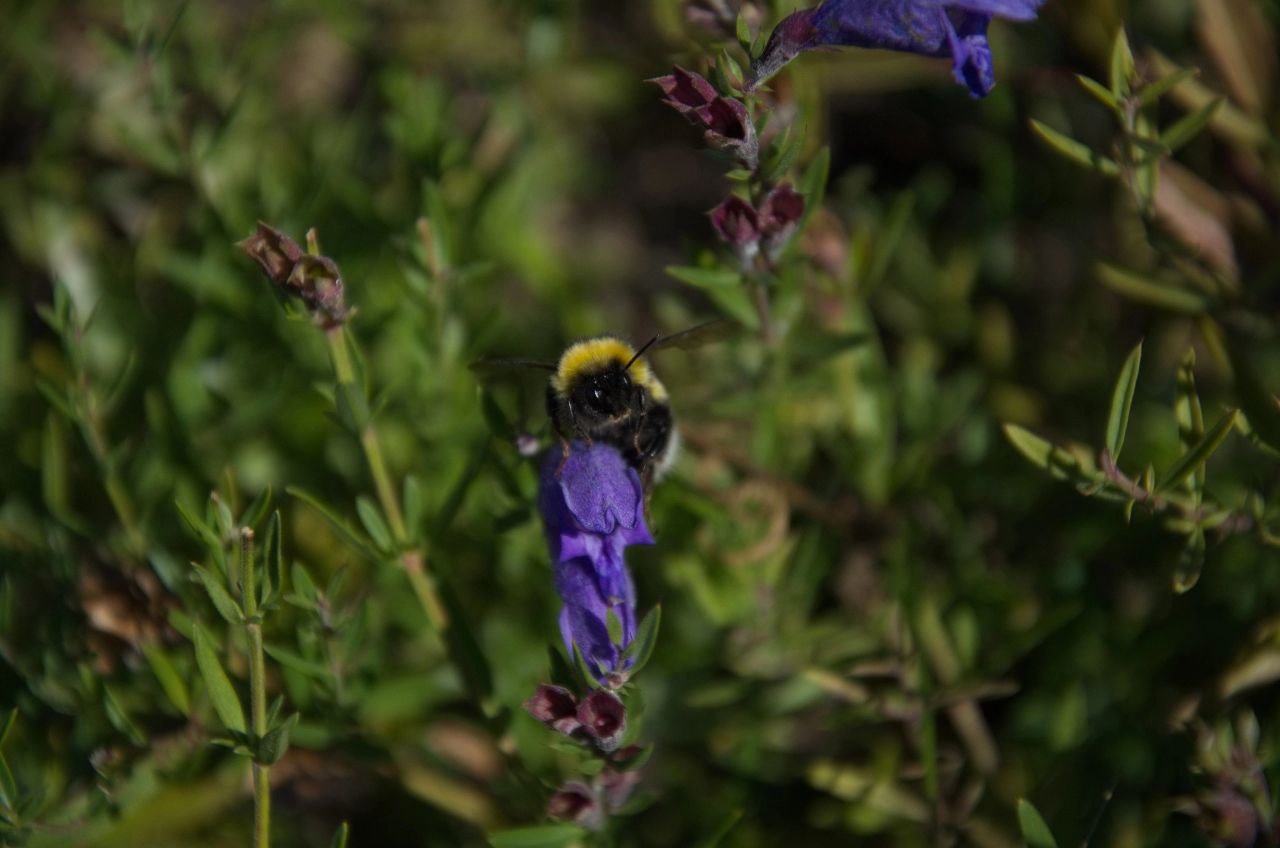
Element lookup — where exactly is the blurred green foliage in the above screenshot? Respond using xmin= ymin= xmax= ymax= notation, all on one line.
xmin=2 ymin=0 xmax=1280 ymax=845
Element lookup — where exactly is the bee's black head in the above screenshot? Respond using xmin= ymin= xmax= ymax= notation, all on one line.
xmin=575 ymin=366 xmax=635 ymax=419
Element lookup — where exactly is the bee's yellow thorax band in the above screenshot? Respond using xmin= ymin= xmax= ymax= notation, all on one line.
xmin=553 ymin=337 xmax=668 ymax=402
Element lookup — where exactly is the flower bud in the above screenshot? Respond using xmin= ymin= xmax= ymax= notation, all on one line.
xmin=577 ymin=689 xmax=626 ymax=751
xmin=547 ymin=782 xmax=603 ymax=830
xmin=524 ymin=683 xmax=581 ymax=735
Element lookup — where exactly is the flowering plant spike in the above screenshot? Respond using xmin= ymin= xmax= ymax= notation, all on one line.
xmin=748 ymin=0 xmax=1044 ymax=98
xmin=538 ymin=441 xmax=654 ymax=683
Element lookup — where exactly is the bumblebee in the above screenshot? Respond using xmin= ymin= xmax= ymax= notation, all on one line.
xmin=475 ymin=320 xmax=728 ymax=490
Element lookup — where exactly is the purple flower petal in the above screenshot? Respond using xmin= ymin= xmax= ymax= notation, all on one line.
xmin=540 ymin=442 xmax=653 ymax=682
xmin=749 ymin=0 xmax=1042 ymax=96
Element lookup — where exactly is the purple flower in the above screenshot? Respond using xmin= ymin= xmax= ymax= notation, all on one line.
xmin=748 ymin=0 xmax=1043 ymax=98
xmin=709 ymin=196 xmax=762 ymax=249
xmin=651 ymin=67 xmax=760 ymax=169
xmin=576 ymin=690 xmax=627 ymax=751
xmin=539 ymin=442 xmax=654 ymax=683
xmin=547 ymin=782 xmax=604 ymax=829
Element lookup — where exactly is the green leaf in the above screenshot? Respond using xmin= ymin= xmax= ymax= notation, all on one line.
xmin=1002 ymin=424 xmax=1103 ymax=485
xmin=1157 ymin=409 xmax=1238 ymax=493
xmin=255 ymin=713 xmax=297 ymax=765
xmin=404 ymin=475 xmax=425 ymax=539
xmin=192 ymin=621 xmax=246 ymax=733
xmin=192 ymin=563 xmax=242 ymax=624
xmin=695 ymin=809 xmax=744 ymax=848
xmin=735 ymin=12 xmax=752 ymax=53
xmin=0 ymin=709 xmax=14 ymax=749
xmin=286 ymin=486 xmax=378 ymax=560
xmin=1138 ymin=66 xmax=1199 ymax=107
xmin=1175 ymin=349 xmax=1206 ymax=497
xmin=1226 ymin=342 xmax=1280 ymax=452
xmin=264 ymin=644 xmax=331 ymax=679
xmin=488 ymin=824 xmax=587 ymax=848
xmin=1018 ymin=798 xmax=1058 ymax=848
xmin=356 ymin=496 xmax=393 ymax=553
xmin=330 ymin=822 xmax=350 ymax=848
xmin=1161 ymin=99 xmax=1222 ymax=153
xmin=439 ymin=577 xmax=494 ymax=703
xmin=800 ymin=146 xmax=831 ymax=216
xmin=240 ymin=485 xmax=273 ymax=530
xmin=1109 ymin=27 xmax=1134 ymax=99
xmin=1096 ymin=264 xmax=1209 ymax=314
xmin=1028 ymin=120 xmax=1119 ymax=176
xmin=175 ymin=498 xmax=222 ymax=554
xmin=622 ymin=605 xmax=661 ymax=675
xmin=0 ymin=751 xmax=15 ymax=813
xmin=1075 ymin=74 xmax=1117 ymax=110
xmin=263 ymin=510 xmax=283 ymax=607
xmin=1174 ymin=527 xmax=1206 ymax=593
xmin=103 ymin=684 xmax=146 ymax=745
xmin=142 ymin=643 xmax=191 ymax=716
xmin=1104 ymin=342 xmax=1143 ymax=460
xmin=664 ymin=266 xmax=758 ymax=329
xmin=289 ymin=561 xmax=320 ymax=609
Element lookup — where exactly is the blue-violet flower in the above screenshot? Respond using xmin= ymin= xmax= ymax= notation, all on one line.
xmin=748 ymin=0 xmax=1044 ymax=98
xmin=539 ymin=441 xmax=654 ymax=683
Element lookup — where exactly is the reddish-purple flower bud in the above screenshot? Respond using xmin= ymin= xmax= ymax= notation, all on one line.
xmin=649 ymin=65 xmax=718 ymax=115
xmin=759 ymin=182 xmax=807 ymax=256
xmin=238 ymin=222 xmax=351 ymax=328
xmin=524 ymin=683 xmax=581 ymax=735
xmin=709 ymin=196 xmax=761 ymax=249
xmin=577 ymin=689 xmax=626 ymax=751
xmin=600 ymin=765 xmax=641 ymax=810
xmin=548 ymin=782 xmax=603 ymax=829
xmin=759 ymin=182 xmax=806 ymax=235
xmin=653 ymin=67 xmax=759 ymax=170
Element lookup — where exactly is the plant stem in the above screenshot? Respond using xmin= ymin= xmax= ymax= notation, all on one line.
xmin=323 ymin=327 xmax=448 ymax=631
xmin=240 ymin=528 xmax=270 ymax=848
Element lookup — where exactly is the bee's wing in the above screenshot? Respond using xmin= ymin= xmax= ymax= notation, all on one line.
xmin=649 ymin=319 xmax=740 ymax=353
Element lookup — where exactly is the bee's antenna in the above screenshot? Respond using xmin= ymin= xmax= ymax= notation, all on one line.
xmin=625 ymin=334 xmax=660 ymax=370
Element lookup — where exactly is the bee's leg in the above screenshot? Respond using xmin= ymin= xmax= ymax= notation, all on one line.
xmin=556 ymin=436 xmax=571 ymax=478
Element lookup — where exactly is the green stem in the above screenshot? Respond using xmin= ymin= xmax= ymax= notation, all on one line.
xmin=240 ymin=529 xmax=270 ymax=848
xmin=323 ymin=327 xmax=447 ymax=632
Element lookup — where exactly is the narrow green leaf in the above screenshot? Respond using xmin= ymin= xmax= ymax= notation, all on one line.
xmin=1226 ymin=342 xmax=1280 ymax=452
xmin=286 ymin=486 xmax=377 ymax=560
xmin=330 ymin=822 xmax=350 ymax=848
xmin=489 ymin=823 xmax=587 ymax=848
xmin=1138 ymin=66 xmax=1199 ymax=107
xmin=192 ymin=563 xmax=242 ymax=624
xmin=1105 ymin=342 xmax=1143 ymax=459
xmin=263 ymin=510 xmax=283 ymax=607
xmin=1018 ymin=798 xmax=1059 ymax=848
xmin=290 ymin=561 xmax=319 ymax=608
xmin=622 ymin=605 xmax=662 ymax=676
xmin=801 ymin=146 xmax=831 ymax=216
xmin=695 ymin=809 xmax=744 ymax=848
xmin=355 ymin=496 xmax=393 ymax=553
xmin=439 ymin=577 xmax=494 ymax=702
xmin=1161 ymin=99 xmax=1222 ymax=153
xmin=142 ymin=643 xmax=191 ymax=716
xmin=664 ymin=266 xmax=758 ymax=329
xmin=264 ymin=644 xmax=331 ymax=679
xmin=735 ymin=12 xmax=752 ymax=52
xmin=256 ymin=713 xmax=297 ymax=765
xmin=1002 ymin=424 xmax=1103 ymax=485
xmin=0 ymin=709 xmax=15 ymax=749
xmin=0 ymin=751 xmax=15 ymax=812
xmin=403 ymin=475 xmax=424 ymax=539
xmin=1157 ymin=409 xmax=1238 ymax=493
xmin=175 ymin=499 xmax=222 ymax=554
xmin=240 ymin=486 xmax=273 ymax=530
xmin=1028 ymin=120 xmax=1120 ymax=176
xmin=192 ymin=621 xmax=246 ymax=733
xmin=1174 ymin=528 xmax=1206 ymax=593
xmin=1075 ymin=74 xmax=1117 ymax=110
xmin=1097 ymin=264 xmax=1208 ymax=314
xmin=1109 ymin=27 xmax=1134 ymax=99
xmin=1175 ymin=349 xmax=1206 ymax=496
xmin=103 ymin=684 xmax=146 ymax=745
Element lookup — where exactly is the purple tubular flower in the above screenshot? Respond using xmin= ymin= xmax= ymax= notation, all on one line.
xmin=539 ymin=442 xmax=654 ymax=683
xmin=577 ymin=689 xmax=627 ymax=751
xmin=525 ymin=683 xmax=582 ymax=735
xmin=709 ymin=196 xmax=761 ymax=249
xmin=651 ymin=67 xmax=760 ymax=169
xmin=748 ymin=0 xmax=1043 ymax=98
